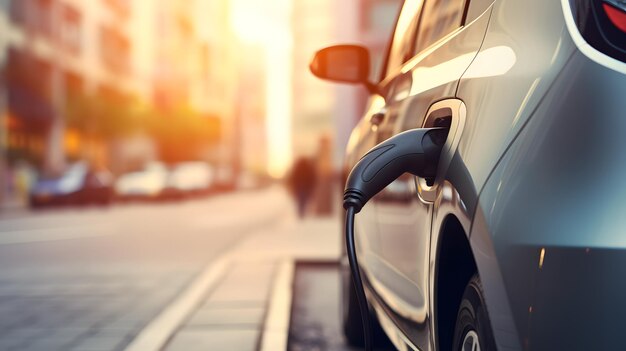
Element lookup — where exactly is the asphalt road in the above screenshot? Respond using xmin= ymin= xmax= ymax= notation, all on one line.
xmin=0 ymin=187 xmax=292 ymax=351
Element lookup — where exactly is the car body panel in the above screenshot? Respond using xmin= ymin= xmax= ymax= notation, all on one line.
xmin=456 ymin=0 xmax=576 ymax=204
xmin=347 ymin=2 xmax=495 ymax=350
xmin=449 ymin=0 xmax=578 ymax=348
xmin=337 ymin=0 xmax=626 ymax=349
xmin=477 ymin=48 xmax=626 ymax=350
xmin=465 ymin=0 xmax=494 ymax=24
xmin=454 ymin=0 xmax=626 ymax=349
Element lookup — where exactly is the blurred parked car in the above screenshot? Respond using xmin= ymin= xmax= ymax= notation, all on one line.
xmin=164 ymin=161 xmax=215 ymax=198
xmin=311 ymin=0 xmax=626 ymax=350
xmin=30 ymin=162 xmax=113 ymax=208
xmin=236 ymin=172 xmax=260 ymax=190
xmin=115 ymin=162 xmax=169 ymax=201
xmin=213 ymin=166 xmax=236 ymax=192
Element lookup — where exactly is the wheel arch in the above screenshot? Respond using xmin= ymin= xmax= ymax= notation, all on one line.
xmin=434 ymin=214 xmax=477 ymax=351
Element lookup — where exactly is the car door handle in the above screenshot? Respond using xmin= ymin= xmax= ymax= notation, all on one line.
xmin=369 ymin=108 xmax=387 ymax=126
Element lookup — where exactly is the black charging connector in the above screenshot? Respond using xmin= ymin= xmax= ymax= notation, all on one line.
xmin=342 ymin=127 xmax=447 ymax=351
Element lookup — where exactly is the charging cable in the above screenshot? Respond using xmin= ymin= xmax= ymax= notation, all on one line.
xmin=344 ymin=205 xmax=372 ymax=350
xmin=342 ymin=127 xmax=448 ymax=351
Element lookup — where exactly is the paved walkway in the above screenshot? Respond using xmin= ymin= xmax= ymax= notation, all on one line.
xmin=125 ymin=215 xmax=342 ymax=351
xmin=0 ymin=186 xmax=298 ymax=351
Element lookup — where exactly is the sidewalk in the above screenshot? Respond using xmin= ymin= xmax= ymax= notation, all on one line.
xmin=124 ymin=214 xmax=342 ymax=351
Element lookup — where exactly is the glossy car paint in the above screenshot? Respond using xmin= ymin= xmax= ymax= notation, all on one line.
xmin=340 ymin=0 xmax=626 ymax=350
xmin=459 ymin=0 xmax=626 ymax=349
xmin=473 ymin=46 xmax=626 ymax=350
xmin=453 ymin=0 xmax=578 ymax=349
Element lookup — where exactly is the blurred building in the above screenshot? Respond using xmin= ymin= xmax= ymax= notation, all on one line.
xmin=0 ymin=0 xmax=237 ymax=204
xmin=238 ymin=43 xmax=268 ymax=176
xmin=228 ymin=0 xmax=292 ymax=180
xmin=143 ymin=0 xmax=236 ymax=121
xmin=193 ymin=0 xmax=237 ymax=171
xmin=132 ymin=0 xmax=235 ymax=166
xmin=0 ymin=0 xmax=136 ymax=174
xmin=151 ymin=0 xmax=198 ymax=110
xmin=291 ymin=0 xmax=336 ymax=162
xmin=193 ymin=0 xmax=236 ymax=122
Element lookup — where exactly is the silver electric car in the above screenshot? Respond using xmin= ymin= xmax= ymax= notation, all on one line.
xmin=310 ymin=0 xmax=626 ymax=350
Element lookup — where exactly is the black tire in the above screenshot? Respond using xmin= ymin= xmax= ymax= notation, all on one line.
xmin=340 ymin=263 xmax=389 ymax=347
xmin=452 ymin=274 xmax=497 ymax=351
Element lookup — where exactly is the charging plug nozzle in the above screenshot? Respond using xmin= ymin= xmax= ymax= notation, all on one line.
xmin=343 ymin=127 xmax=448 ymax=212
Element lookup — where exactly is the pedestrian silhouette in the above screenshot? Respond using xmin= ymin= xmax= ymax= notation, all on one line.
xmin=288 ymin=157 xmax=317 ymax=218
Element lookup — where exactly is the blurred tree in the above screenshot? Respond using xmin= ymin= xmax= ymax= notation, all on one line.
xmin=65 ymin=93 xmax=221 ymax=163
xmin=148 ymin=105 xmax=221 ymax=163
xmin=65 ymin=92 xmax=150 ymax=168
xmin=64 ymin=91 xmax=145 ymax=139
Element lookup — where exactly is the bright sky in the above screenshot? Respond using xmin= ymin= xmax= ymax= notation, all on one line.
xmin=230 ymin=0 xmax=293 ymax=178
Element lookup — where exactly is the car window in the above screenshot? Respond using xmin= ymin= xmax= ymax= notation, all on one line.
xmin=383 ymin=0 xmax=424 ymax=79
xmin=413 ymin=0 xmax=467 ymax=55
xmin=363 ymin=0 xmax=403 ymax=82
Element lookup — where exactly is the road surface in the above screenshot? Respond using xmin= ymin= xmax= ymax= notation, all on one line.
xmin=0 ymin=187 xmax=292 ymax=351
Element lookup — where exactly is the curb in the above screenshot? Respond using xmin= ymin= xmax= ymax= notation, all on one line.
xmin=123 ymin=256 xmax=230 ymax=351
xmin=259 ymin=259 xmax=295 ymax=351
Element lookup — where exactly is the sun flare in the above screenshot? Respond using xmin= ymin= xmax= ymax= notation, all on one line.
xmin=230 ymin=0 xmax=293 ymax=178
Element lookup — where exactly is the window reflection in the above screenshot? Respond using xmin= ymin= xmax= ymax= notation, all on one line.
xmin=414 ymin=0 xmax=466 ymax=54
xmin=385 ymin=0 xmax=424 ymax=77
xmin=375 ymin=173 xmax=416 ymax=203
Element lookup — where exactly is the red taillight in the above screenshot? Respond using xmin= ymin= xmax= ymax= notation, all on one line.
xmin=570 ymin=0 xmax=626 ymax=62
xmin=603 ymin=2 xmax=626 ymax=33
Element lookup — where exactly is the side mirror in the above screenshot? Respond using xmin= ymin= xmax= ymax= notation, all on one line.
xmin=310 ymin=45 xmax=375 ymax=91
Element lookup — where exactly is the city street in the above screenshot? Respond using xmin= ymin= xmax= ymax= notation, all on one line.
xmin=0 ymin=186 xmax=309 ymax=351
xmin=0 ymin=0 xmax=387 ymax=348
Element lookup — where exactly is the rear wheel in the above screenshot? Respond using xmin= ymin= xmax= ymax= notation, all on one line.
xmin=452 ymin=275 xmax=497 ymax=351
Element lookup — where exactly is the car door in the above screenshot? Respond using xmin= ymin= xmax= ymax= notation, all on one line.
xmin=344 ymin=0 xmax=422 ymax=291
xmin=363 ymin=0 xmax=494 ymax=348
